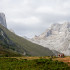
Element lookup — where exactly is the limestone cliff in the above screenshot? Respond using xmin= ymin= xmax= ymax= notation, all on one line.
xmin=0 ymin=13 xmax=7 ymax=28
xmin=31 ymin=22 xmax=70 ymax=56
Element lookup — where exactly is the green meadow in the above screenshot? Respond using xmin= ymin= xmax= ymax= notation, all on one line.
xmin=0 ymin=57 xmax=70 ymax=70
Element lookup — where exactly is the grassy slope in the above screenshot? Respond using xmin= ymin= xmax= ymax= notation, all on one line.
xmin=0 ymin=24 xmax=54 ymax=56
xmin=0 ymin=46 xmax=21 ymax=57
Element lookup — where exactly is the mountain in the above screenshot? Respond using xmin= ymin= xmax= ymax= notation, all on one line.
xmin=31 ymin=22 xmax=70 ymax=56
xmin=0 ymin=25 xmax=54 ymax=56
xmin=0 ymin=13 xmax=54 ymax=56
xmin=0 ymin=13 xmax=7 ymax=28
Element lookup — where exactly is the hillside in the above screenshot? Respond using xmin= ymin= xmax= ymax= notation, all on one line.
xmin=0 ymin=46 xmax=21 ymax=57
xmin=0 ymin=24 xmax=54 ymax=56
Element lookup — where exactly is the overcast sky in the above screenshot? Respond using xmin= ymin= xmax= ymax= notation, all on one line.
xmin=0 ymin=0 xmax=70 ymax=38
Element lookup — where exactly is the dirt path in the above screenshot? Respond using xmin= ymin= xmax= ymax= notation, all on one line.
xmin=53 ymin=57 xmax=70 ymax=66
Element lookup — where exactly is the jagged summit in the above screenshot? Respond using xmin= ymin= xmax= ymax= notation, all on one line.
xmin=31 ymin=22 xmax=70 ymax=56
xmin=33 ymin=22 xmax=70 ymax=39
xmin=0 ymin=13 xmax=7 ymax=28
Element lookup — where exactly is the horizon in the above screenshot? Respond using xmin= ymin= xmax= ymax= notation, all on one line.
xmin=8 ymin=21 xmax=70 ymax=38
xmin=0 ymin=0 xmax=70 ymax=38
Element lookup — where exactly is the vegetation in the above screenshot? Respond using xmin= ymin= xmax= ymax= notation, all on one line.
xmin=0 ymin=46 xmax=21 ymax=57
xmin=0 ymin=58 xmax=70 ymax=70
xmin=0 ymin=24 xmax=54 ymax=56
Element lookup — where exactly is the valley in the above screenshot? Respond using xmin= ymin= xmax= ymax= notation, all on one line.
xmin=0 ymin=0 xmax=70 ymax=70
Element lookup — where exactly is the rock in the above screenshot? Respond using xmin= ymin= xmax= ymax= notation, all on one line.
xmin=30 ymin=22 xmax=70 ymax=56
xmin=0 ymin=13 xmax=7 ymax=28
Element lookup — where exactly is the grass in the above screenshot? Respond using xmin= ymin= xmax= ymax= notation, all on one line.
xmin=0 ymin=57 xmax=70 ymax=70
xmin=0 ymin=46 xmax=22 ymax=57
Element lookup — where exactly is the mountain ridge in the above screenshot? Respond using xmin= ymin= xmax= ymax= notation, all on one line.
xmin=31 ymin=22 xmax=70 ymax=56
xmin=0 ymin=24 xmax=54 ymax=56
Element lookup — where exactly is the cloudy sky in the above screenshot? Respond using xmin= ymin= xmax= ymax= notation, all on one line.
xmin=0 ymin=0 xmax=70 ymax=38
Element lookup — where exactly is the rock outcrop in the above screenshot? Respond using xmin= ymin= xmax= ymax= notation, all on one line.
xmin=0 ymin=13 xmax=7 ymax=28
xmin=31 ymin=22 xmax=70 ymax=56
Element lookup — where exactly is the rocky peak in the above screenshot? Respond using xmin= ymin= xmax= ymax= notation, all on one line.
xmin=31 ymin=22 xmax=70 ymax=56
xmin=0 ymin=13 xmax=7 ymax=28
xmin=39 ymin=22 xmax=70 ymax=38
xmin=51 ymin=23 xmax=62 ymax=31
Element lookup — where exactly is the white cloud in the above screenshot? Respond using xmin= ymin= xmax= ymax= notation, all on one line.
xmin=8 ymin=16 xmax=41 ymax=26
xmin=36 ymin=5 xmax=69 ymax=16
xmin=22 ymin=17 xmax=41 ymax=25
xmin=0 ymin=0 xmax=70 ymax=38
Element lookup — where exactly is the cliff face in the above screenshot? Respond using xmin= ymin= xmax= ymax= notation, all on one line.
xmin=0 ymin=13 xmax=7 ymax=28
xmin=31 ymin=22 xmax=70 ymax=56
